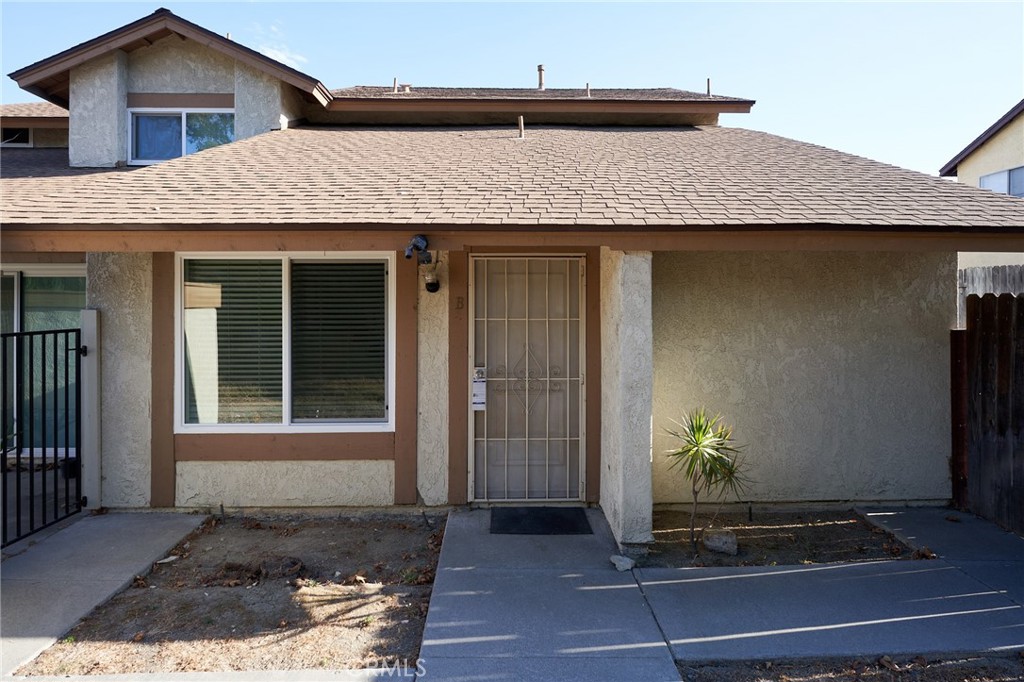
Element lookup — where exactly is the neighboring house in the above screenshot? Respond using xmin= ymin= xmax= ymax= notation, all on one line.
xmin=941 ymin=98 xmax=1024 ymax=269
xmin=2 ymin=9 xmax=1022 ymax=551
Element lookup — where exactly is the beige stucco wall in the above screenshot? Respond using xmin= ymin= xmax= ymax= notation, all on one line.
xmin=87 ymin=252 xmax=153 ymax=507
xmin=417 ymin=253 xmax=449 ymax=506
xmin=234 ymin=64 xmax=290 ymax=139
xmin=958 ymin=252 xmax=1024 ymax=268
xmin=175 ymin=461 xmax=395 ymax=507
xmin=127 ymin=36 xmax=234 ymax=93
xmin=32 ymin=128 xmax=69 ymax=148
xmin=600 ymin=248 xmax=655 ymax=548
xmin=69 ymin=52 xmax=126 ymax=167
xmin=651 ymin=251 xmax=955 ymax=506
xmin=957 ymin=113 xmax=1024 ymax=188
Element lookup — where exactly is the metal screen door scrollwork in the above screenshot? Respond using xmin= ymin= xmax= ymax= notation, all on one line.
xmin=470 ymin=257 xmax=584 ymax=501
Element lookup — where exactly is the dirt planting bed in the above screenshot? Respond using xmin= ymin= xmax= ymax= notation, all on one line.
xmin=643 ymin=509 xmax=922 ymax=568
xmin=19 ymin=512 xmax=445 ymax=676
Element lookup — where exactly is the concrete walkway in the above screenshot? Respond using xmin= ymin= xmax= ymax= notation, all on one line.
xmin=419 ymin=508 xmax=680 ymax=681
xmin=424 ymin=506 xmax=1024 ymax=681
xmin=1 ymin=511 xmax=205 ymax=676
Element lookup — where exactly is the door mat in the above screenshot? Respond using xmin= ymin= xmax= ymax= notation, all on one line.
xmin=490 ymin=507 xmax=593 ymax=535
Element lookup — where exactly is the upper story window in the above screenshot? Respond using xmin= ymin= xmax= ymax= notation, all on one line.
xmin=129 ymin=109 xmax=234 ymax=165
xmin=979 ymin=166 xmax=1024 ymax=198
xmin=1 ymin=127 xmax=32 ymax=147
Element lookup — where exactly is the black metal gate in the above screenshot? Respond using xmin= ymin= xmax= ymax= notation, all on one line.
xmin=2 ymin=328 xmax=85 ymax=547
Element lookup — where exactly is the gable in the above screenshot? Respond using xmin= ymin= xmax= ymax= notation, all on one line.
xmin=8 ymin=8 xmax=331 ymax=108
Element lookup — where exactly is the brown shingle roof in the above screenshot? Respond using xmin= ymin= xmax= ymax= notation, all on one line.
xmin=0 ymin=102 xmax=69 ymax=118
xmin=331 ymin=86 xmax=750 ymax=104
xmin=2 ymin=125 xmax=1022 ymax=227
xmin=0 ymin=148 xmax=131 ymax=206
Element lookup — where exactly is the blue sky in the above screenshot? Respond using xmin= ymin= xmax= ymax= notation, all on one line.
xmin=1 ymin=1 xmax=1022 ymax=175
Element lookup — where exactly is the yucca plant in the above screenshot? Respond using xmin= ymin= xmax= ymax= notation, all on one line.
xmin=665 ymin=408 xmax=747 ymax=551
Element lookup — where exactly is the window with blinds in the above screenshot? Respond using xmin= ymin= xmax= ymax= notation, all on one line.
xmin=180 ymin=255 xmax=390 ymax=428
xmin=291 ymin=262 xmax=387 ymax=422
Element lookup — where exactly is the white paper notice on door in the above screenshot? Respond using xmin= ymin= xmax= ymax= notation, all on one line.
xmin=472 ymin=370 xmax=487 ymax=411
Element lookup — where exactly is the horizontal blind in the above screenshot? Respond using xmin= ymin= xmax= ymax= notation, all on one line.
xmin=291 ymin=261 xmax=387 ymax=421
xmin=183 ymin=260 xmax=282 ymax=424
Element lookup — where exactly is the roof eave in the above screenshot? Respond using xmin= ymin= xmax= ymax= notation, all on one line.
xmin=326 ymin=98 xmax=755 ymax=114
xmin=940 ymin=98 xmax=1024 ymax=177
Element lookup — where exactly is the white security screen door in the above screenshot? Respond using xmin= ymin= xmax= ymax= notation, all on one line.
xmin=470 ymin=257 xmax=585 ymax=501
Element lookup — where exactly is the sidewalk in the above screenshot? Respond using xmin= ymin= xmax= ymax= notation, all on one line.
xmin=1 ymin=512 xmax=205 ymax=676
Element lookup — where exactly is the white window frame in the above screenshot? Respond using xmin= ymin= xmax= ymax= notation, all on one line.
xmin=127 ymin=108 xmax=235 ymax=166
xmin=0 ymin=263 xmax=88 ymax=326
xmin=174 ymin=252 xmax=397 ymax=434
xmin=1 ymin=126 xmax=33 ymax=148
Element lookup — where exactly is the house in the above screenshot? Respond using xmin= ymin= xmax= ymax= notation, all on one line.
xmin=941 ymin=98 xmax=1024 ymax=269
xmin=3 ymin=9 xmax=1022 ymax=551
xmin=939 ymin=98 xmax=1024 ymax=322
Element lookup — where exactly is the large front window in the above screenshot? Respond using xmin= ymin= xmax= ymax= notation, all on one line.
xmin=130 ymin=110 xmax=234 ymax=164
xmin=177 ymin=254 xmax=394 ymax=432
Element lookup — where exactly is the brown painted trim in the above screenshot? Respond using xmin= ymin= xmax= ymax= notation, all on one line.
xmin=0 ymin=252 xmax=84 ymax=264
xmin=327 ymin=99 xmax=753 ymax=115
xmin=6 ymin=229 xmax=1024 ymax=255
xmin=151 ymin=253 xmax=176 ymax=506
xmin=175 ymin=433 xmax=395 ymax=461
xmin=127 ymin=93 xmax=234 ymax=108
xmin=584 ymin=248 xmax=601 ymax=503
xmin=0 ymin=117 xmax=69 ymax=128
xmin=393 ymin=253 xmax=419 ymax=504
xmin=447 ymin=251 xmax=470 ymax=504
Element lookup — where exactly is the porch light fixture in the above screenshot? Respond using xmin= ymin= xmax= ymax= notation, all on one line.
xmin=405 ymin=234 xmax=440 ymax=293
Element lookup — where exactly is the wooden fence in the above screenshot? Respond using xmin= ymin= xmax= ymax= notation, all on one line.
xmin=952 ymin=293 xmax=1023 ymax=534
xmin=958 ymin=265 xmax=1024 ymax=328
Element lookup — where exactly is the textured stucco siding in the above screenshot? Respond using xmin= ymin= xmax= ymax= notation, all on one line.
xmin=69 ymin=52 xmax=126 ymax=167
xmin=127 ymin=36 xmax=234 ymax=93
xmin=235 ymin=64 xmax=286 ymax=139
xmin=32 ymin=128 xmax=69 ymax=148
xmin=87 ymin=252 xmax=153 ymax=507
xmin=279 ymin=83 xmax=306 ymax=129
xmin=651 ymin=251 xmax=955 ymax=505
xmin=417 ymin=253 xmax=449 ymax=505
xmin=600 ymin=248 xmax=655 ymax=547
xmin=957 ymin=113 xmax=1024 ymax=188
xmin=175 ymin=461 xmax=395 ymax=507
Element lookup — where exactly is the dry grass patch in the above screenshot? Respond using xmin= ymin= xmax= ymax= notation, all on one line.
xmin=19 ymin=512 xmax=445 ymax=676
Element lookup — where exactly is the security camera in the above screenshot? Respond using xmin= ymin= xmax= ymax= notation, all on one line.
xmin=405 ymin=234 xmax=428 ymax=259
xmin=424 ymin=269 xmax=440 ymax=293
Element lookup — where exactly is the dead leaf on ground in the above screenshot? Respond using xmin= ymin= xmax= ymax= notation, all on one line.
xmin=912 ymin=547 xmax=937 ymax=560
xmin=878 ymin=655 xmax=900 ymax=672
xmin=131 ymin=631 xmax=145 ymax=643
xmin=131 ymin=575 xmax=147 ymax=589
